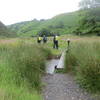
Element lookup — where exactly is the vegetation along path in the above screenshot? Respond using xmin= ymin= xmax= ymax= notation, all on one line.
xmin=42 ymin=58 xmax=97 ymax=100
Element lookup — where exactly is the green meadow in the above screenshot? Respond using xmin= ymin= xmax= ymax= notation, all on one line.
xmin=0 ymin=39 xmax=51 ymax=100
xmin=64 ymin=36 xmax=100 ymax=93
xmin=0 ymin=35 xmax=100 ymax=100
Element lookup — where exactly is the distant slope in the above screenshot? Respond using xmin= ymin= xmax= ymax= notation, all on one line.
xmin=0 ymin=21 xmax=15 ymax=37
xmin=8 ymin=11 xmax=80 ymax=36
xmin=0 ymin=21 xmax=9 ymax=37
xmin=77 ymin=7 xmax=100 ymax=35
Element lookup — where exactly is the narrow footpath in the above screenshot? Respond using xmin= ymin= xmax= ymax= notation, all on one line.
xmin=42 ymin=74 xmax=97 ymax=100
xmin=42 ymin=59 xmax=98 ymax=100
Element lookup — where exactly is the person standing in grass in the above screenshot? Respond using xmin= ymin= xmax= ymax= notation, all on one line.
xmin=37 ymin=35 xmax=42 ymax=43
xmin=43 ymin=35 xmax=47 ymax=43
xmin=53 ymin=34 xmax=59 ymax=49
xmin=67 ymin=38 xmax=71 ymax=52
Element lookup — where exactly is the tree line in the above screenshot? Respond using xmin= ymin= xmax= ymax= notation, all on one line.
xmin=76 ymin=0 xmax=100 ymax=35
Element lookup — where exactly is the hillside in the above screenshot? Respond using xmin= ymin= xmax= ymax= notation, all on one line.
xmin=0 ymin=21 xmax=9 ymax=37
xmin=8 ymin=7 xmax=100 ymax=37
xmin=8 ymin=11 xmax=80 ymax=36
xmin=0 ymin=21 xmax=15 ymax=37
xmin=75 ymin=7 xmax=100 ymax=36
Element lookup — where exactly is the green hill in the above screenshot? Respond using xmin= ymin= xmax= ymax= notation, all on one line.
xmin=0 ymin=21 xmax=9 ymax=37
xmin=0 ymin=21 xmax=15 ymax=37
xmin=75 ymin=7 xmax=100 ymax=36
xmin=8 ymin=8 xmax=100 ymax=37
xmin=8 ymin=11 xmax=80 ymax=36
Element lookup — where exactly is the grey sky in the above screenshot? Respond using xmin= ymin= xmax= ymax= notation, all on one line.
xmin=0 ymin=0 xmax=81 ymax=25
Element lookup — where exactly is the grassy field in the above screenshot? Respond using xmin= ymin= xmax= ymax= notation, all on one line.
xmin=64 ymin=36 xmax=100 ymax=93
xmin=32 ymin=35 xmax=100 ymax=93
xmin=0 ymin=35 xmax=100 ymax=99
xmin=0 ymin=39 xmax=52 ymax=100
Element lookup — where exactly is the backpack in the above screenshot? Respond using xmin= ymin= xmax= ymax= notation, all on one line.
xmin=43 ymin=36 xmax=47 ymax=41
xmin=55 ymin=36 xmax=59 ymax=41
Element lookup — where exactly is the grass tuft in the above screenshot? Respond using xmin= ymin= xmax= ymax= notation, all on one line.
xmin=65 ymin=41 xmax=100 ymax=92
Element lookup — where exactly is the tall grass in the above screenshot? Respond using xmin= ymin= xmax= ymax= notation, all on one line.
xmin=65 ymin=41 xmax=100 ymax=92
xmin=0 ymin=41 xmax=51 ymax=100
xmin=0 ymin=85 xmax=42 ymax=100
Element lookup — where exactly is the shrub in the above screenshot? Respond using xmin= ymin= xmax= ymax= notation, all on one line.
xmin=77 ymin=56 xmax=100 ymax=92
xmin=65 ymin=41 xmax=100 ymax=92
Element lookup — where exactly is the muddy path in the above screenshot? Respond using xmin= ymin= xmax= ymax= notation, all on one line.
xmin=42 ymin=59 xmax=98 ymax=100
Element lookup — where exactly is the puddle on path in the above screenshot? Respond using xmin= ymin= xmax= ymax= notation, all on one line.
xmin=46 ymin=52 xmax=66 ymax=74
xmin=46 ymin=59 xmax=59 ymax=74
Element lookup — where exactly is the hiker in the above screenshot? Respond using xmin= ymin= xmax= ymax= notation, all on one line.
xmin=43 ymin=35 xmax=47 ymax=43
xmin=53 ymin=35 xmax=59 ymax=49
xmin=67 ymin=39 xmax=71 ymax=52
xmin=37 ymin=36 xmax=42 ymax=43
xmin=67 ymin=39 xmax=70 ymax=47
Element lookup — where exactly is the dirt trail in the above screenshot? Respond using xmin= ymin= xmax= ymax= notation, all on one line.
xmin=42 ymin=59 xmax=98 ymax=100
xmin=42 ymin=73 xmax=97 ymax=100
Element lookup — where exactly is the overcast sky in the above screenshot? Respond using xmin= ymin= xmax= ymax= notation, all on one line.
xmin=0 ymin=0 xmax=81 ymax=25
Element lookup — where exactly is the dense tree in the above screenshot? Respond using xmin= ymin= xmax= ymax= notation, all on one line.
xmin=76 ymin=5 xmax=100 ymax=35
xmin=38 ymin=28 xmax=52 ymax=36
xmin=75 ymin=0 xmax=100 ymax=35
